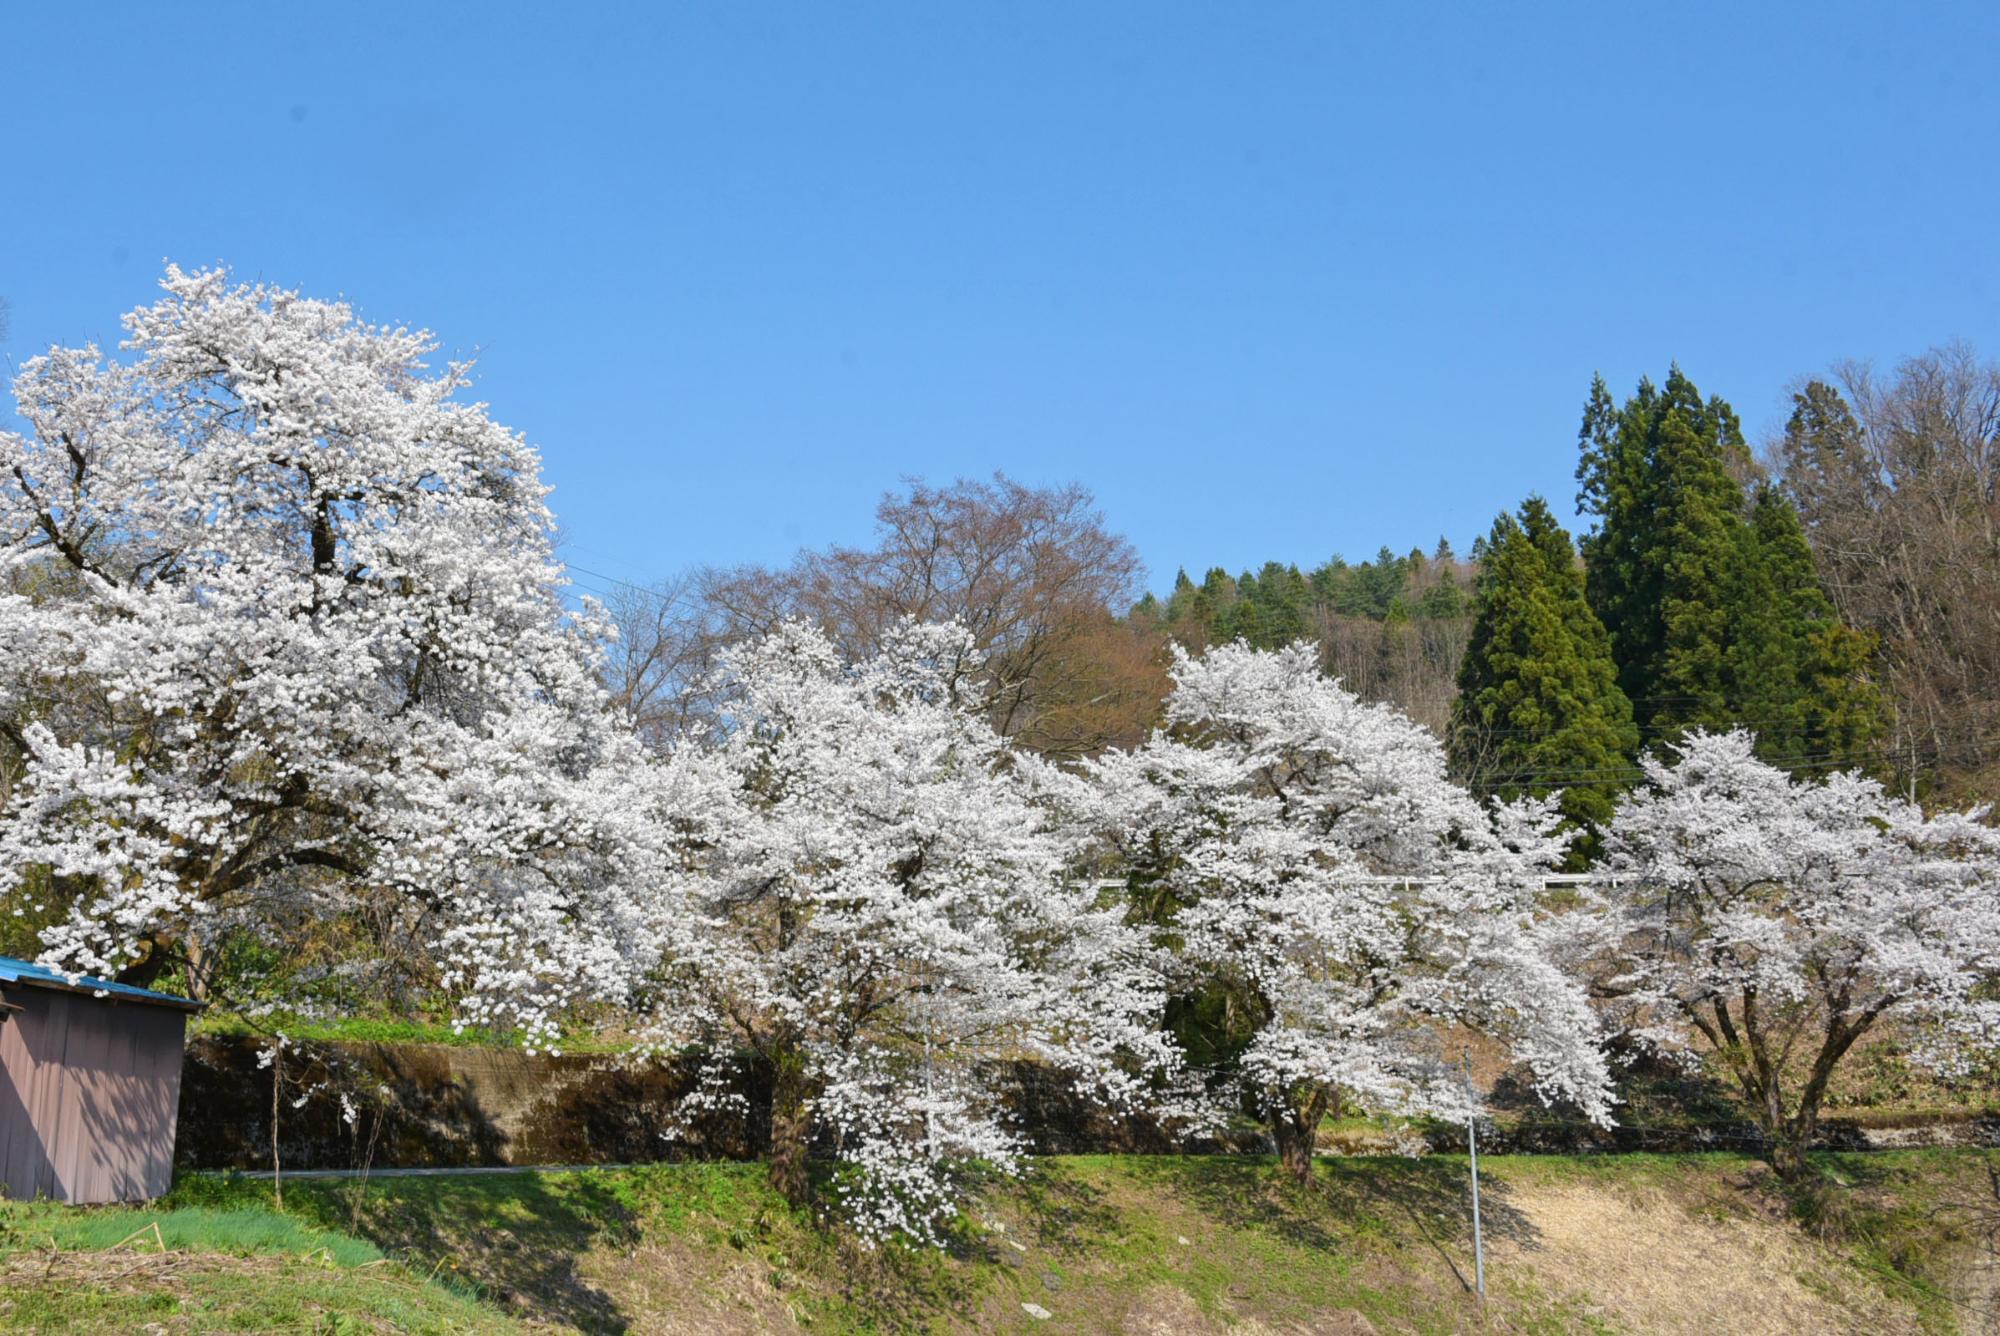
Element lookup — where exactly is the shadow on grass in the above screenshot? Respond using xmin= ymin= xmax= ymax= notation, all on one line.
xmin=1012 ymin=1161 xmax=1124 ymax=1254
xmin=635 ymin=1159 xmax=991 ymax=1334
xmin=1116 ymin=1154 xmax=1540 ymax=1293
xmin=817 ymin=1228 xmax=992 ymax=1333
xmin=351 ymin=1173 xmax=641 ymax=1332
xmin=180 ymin=1171 xmax=639 ymax=1333
xmin=1775 ymin=1151 xmax=2000 ymax=1326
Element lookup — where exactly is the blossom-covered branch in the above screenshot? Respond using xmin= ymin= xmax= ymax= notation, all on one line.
xmin=1070 ymin=641 xmax=1614 ymax=1183
xmin=1600 ymin=729 xmax=2000 ymax=1178
xmin=637 ymin=620 xmax=1184 ymax=1244
xmin=0 ymin=267 xmax=673 ymax=1039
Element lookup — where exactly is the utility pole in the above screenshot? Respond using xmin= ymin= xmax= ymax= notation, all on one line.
xmin=1464 ymin=1047 xmax=1485 ymax=1298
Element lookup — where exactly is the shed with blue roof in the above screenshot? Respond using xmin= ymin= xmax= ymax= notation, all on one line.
xmin=0 ymin=956 xmax=202 ymax=1203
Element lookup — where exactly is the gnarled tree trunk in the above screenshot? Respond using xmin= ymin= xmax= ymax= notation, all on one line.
xmin=1693 ymin=989 xmax=1889 ymax=1182
xmin=1270 ymin=1086 xmax=1334 ymax=1187
xmin=768 ymin=1045 xmax=816 ymax=1208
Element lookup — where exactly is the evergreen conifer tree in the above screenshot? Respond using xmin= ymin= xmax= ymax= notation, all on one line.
xmin=1418 ymin=573 xmax=1467 ymax=620
xmin=1742 ymin=486 xmax=1883 ymax=765
xmin=1245 ymin=561 xmax=1310 ymax=647
xmin=1575 ymin=367 xmax=1884 ymax=772
xmin=1451 ymin=498 xmax=1638 ymax=858
xmin=1648 ymin=374 xmax=1747 ymax=732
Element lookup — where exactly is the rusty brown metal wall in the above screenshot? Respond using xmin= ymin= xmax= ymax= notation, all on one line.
xmin=0 ymin=986 xmax=188 ymax=1203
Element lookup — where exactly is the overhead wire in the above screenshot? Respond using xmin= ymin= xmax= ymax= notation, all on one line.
xmin=563 ymin=562 xmax=661 ymax=597
xmin=1462 ymin=733 xmax=2000 ymax=790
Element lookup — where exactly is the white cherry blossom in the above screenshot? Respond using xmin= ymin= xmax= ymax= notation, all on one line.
xmin=1600 ymin=729 xmax=2000 ymax=1177
xmin=638 ymin=620 xmax=1182 ymax=1244
xmin=1069 ymin=640 xmax=1613 ymax=1182
xmin=0 ymin=267 xmax=671 ymax=1039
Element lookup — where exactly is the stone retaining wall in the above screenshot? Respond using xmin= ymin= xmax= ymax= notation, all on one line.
xmin=173 ymin=1036 xmax=1258 ymax=1171
xmin=175 ymin=1034 xmax=1999 ymax=1171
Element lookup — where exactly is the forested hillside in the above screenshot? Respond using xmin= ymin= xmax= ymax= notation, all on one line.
xmin=1100 ymin=357 xmax=1987 ymax=805
xmin=1129 ymin=544 xmax=1474 ymax=736
xmin=590 ymin=353 xmax=1990 ymax=839
xmin=1776 ymin=346 xmax=2000 ymax=802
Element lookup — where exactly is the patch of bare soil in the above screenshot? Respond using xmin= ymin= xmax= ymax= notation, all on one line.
xmin=1954 ymin=1248 xmax=2000 ymax=1333
xmin=966 ymin=1283 xmax=1358 ymax=1336
xmin=0 ymin=1246 xmax=289 ymax=1300
xmin=578 ymin=1240 xmax=802 ymax=1335
xmin=1490 ymin=1180 xmax=1915 ymax=1335
xmin=1096 ymin=1285 xmax=1368 ymax=1335
xmin=0 ymin=1245 xmax=248 ymax=1279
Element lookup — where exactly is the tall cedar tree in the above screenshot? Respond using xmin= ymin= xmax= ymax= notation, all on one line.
xmin=1575 ymin=368 xmax=1882 ymax=770
xmin=1451 ymin=498 xmax=1638 ymax=857
xmin=1744 ymin=485 xmax=1883 ymax=763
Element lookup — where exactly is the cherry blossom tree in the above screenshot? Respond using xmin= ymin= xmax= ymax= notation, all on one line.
xmin=1070 ymin=641 xmax=1614 ymax=1184
xmin=640 ymin=619 xmax=1182 ymax=1244
xmin=0 ymin=267 xmax=670 ymax=1037
xmin=1600 ymin=729 xmax=2000 ymax=1179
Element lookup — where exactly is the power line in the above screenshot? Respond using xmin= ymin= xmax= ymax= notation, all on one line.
xmin=1463 ymin=732 xmax=2000 ymax=789
xmin=564 ymin=561 xmax=663 ymax=598
xmin=1454 ymin=710 xmax=1939 ymax=741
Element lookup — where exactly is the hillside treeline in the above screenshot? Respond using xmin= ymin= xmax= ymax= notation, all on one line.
xmin=607 ymin=346 xmax=2000 ymax=812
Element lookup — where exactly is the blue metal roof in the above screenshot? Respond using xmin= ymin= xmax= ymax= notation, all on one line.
xmin=0 ymin=956 xmax=203 ymax=1011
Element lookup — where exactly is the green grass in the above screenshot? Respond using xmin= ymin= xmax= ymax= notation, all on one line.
xmin=1781 ymin=1151 xmax=1992 ymax=1329
xmin=188 ymin=1010 xmax=635 ymax=1053
xmin=0 ymin=1201 xmax=381 ymax=1265
xmin=5 ymin=1151 xmax=1995 ymax=1333
xmin=0 ymin=1194 xmax=520 ymax=1333
xmin=106 ymin=1159 xmax=1511 ymax=1332
xmin=0 ymin=1261 xmax=519 ymax=1334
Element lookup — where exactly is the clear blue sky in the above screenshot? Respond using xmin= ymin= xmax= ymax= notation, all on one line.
xmin=6 ymin=2 xmax=1996 ymax=602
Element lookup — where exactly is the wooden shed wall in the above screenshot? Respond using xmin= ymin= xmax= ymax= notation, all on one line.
xmin=0 ymin=987 xmax=188 ymax=1203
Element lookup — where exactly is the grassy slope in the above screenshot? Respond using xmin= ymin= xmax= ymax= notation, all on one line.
xmin=0 ymin=1201 xmax=518 ymax=1333
xmin=188 ymin=1010 xmax=635 ymax=1054
xmin=2 ymin=1151 xmax=1995 ymax=1334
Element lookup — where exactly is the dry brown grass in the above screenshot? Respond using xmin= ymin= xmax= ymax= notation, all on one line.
xmin=574 ymin=1239 xmax=802 ymax=1335
xmin=1489 ymin=1178 xmax=1917 ymax=1335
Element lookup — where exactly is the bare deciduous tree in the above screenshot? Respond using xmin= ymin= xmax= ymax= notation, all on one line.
xmin=1315 ymin=611 xmax=1473 ymax=739
xmin=599 ymin=574 xmax=732 ymax=750
xmin=1773 ymin=343 xmax=2000 ymax=798
xmin=633 ymin=475 xmax=1164 ymax=757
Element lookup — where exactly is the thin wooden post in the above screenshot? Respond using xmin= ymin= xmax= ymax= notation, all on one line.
xmin=1464 ymin=1047 xmax=1484 ymax=1298
xmin=270 ymin=1047 xmax=283 ymax=1213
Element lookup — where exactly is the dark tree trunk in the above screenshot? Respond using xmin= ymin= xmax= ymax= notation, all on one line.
xmin=1766 ymin=1079 xmax=1822 ymax=1183
xmin=768 ymin=1046 xmax=815 ymax=1208
xmin=1274 ymin=1114 xmax=1315 ymax=1185
xmin=1719 ymin=993 xmax=1885 ymax=1184
xmin=1770 ymin=1128 xmax=1814 ymax=1182
xmin=114 ymin=939 xmax=173 ymax=990
xmin=1270 ymin=1086 xmax=1333 ymax=1187
xmin=1769 ymin=1033 xmax=1856 ymax=1182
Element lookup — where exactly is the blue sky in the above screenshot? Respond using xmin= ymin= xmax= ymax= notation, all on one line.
xmin=5 ymin=2 xmax=1996 ymax=602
